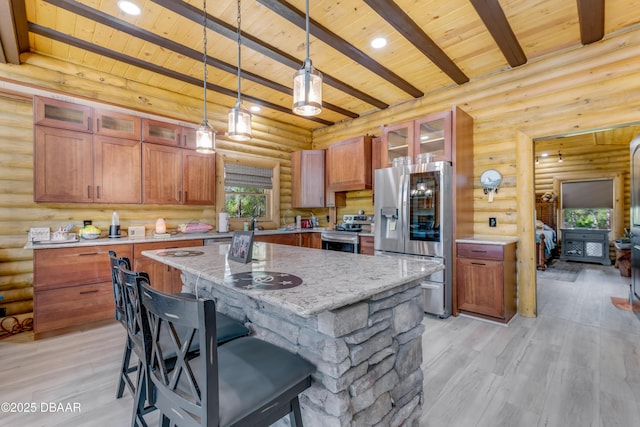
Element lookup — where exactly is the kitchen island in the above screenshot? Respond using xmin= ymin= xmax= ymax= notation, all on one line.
xmin=142 ymin=241 xmax=443 ymax=427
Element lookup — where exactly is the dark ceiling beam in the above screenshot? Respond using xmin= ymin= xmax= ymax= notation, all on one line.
xmin=150 ymin=0 xmax=388 ymax=111
xmin=577 ymin=0 xmax=605 ymax=45
xmin=44 ymin=0 xmax=356 ymax=119
xmin=0 ymin=0 xmax=29 ymax=64
xmin=258 ymin=0 xmax=423 ymax=98
xmin=363 ymin=0 xmax=469 ymax=85
xmin=469 ymin=0 xmax=527 ymax=67
xmin=27 ymin=23 xmax=334 ymax=127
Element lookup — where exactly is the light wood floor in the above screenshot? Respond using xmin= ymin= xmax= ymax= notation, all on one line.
xmin=1 ymin=263 xmax=639 ymax=427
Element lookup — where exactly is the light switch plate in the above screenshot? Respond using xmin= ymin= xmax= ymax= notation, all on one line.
xmin=128 ymin=226 xmax=146 ymax=239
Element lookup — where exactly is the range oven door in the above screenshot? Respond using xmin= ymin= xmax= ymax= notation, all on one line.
xmin=321 ymin=233 xmax=359 ymax=253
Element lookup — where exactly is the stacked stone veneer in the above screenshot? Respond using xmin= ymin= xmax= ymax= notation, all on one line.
xmin=182 ymin=273 xmax=425 ymax=427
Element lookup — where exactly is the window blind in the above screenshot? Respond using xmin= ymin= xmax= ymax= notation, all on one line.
xmin=224 ymin=163 xmax=273 ymax=189
xmin=561 ymin=179 xmax=613 ymax=209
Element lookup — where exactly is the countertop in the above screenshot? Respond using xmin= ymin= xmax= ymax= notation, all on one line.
xmin=142 ymin=242 xmax=443 ymax=317
xmin=456 ymin=235 xmax=519 ymax=245
xmin=23 ymin=227 xmax=348 ymax=250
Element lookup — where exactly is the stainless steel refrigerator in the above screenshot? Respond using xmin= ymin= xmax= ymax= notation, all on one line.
xmin=374 ymin=161 xmax=453 ymax=317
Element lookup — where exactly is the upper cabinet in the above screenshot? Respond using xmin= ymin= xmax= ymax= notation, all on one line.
xmin=34 ymin=127 xmax=141 ymax=203
xmin=381 ymin=111 xmax=451 ymax=167
xmin=34 ymin=96 xmax=92 ymax=132
xmin=94 ymin=109 xmax=141 ymax=140
xmin=291 ymin=150 xmax=325 ymax=208
xmin=142 ymin=119 xmax=198 ymax=149
xmin=142 ymin=144 xmax=215 ymax=205
xmin=326 ymin=135 xmax=373 ymax=191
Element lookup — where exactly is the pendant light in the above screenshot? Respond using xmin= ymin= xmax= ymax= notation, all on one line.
xmin=292 ymin=0 xmax=322 ymax=116
xmin=196 ymin=0 xmax=215 ymax=154
xmin=228 ymin=0 xmax=252 ymax=141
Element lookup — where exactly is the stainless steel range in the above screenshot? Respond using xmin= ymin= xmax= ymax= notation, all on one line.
xmin=321 ymin=215 xmax=373 ymax=253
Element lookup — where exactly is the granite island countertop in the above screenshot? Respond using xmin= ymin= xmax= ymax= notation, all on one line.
xmin=142 ymin=241 xmax=443 ymax=317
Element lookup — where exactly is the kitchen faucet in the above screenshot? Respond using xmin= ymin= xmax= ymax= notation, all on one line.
xmin=250 ymin=217 xmax=257 ymax=231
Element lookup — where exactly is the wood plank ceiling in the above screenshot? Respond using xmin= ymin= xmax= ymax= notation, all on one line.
xmin=1 ymin=0 xmax=638 ymax=132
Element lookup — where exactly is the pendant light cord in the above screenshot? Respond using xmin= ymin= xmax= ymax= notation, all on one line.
xmin=305 ymin=0 xmax=310 ymax=61
xmin=202 ymin=0 xmax=209 ymax=126
xmin=236 ymin=0 xmax=242 ymax=106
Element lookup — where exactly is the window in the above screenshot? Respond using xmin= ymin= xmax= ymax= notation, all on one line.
xmin=561 ymin=179 xmax=613 ymax=228
xmin=224 ymin=163 xmax=273 ymax=218
xmin=216 ymin=153 xmax=280 ymax=229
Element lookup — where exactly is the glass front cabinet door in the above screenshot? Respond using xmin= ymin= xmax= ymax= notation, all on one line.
xmin=381 ymin=111 xmax=453 ymax=167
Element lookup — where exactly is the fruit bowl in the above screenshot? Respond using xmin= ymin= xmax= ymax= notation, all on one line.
xmin=79 ymin=226 xmax=102 ymax=240
xmin=80 ymin=232 xmax=101 ymax=240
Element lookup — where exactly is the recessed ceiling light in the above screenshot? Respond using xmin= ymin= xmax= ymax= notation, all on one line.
xmin=250 ymin=106 xmax=261 ymax=112
xmin=118 ymin=1 xmax=141 ymax=16
xmin=540 ymin=153 xmax=549 ymax=157
xmin=371 ymin=37 xmax=387 ymax=49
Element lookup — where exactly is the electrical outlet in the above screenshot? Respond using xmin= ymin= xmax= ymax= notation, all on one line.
xmin=326 ymin=215 xmax=330 ymax=222
xmin=489 ymin=217 xmax=497 ymax=227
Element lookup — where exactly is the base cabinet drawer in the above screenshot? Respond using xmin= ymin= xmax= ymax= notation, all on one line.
xmin=35 ymin=282 xmax=115 ymax=333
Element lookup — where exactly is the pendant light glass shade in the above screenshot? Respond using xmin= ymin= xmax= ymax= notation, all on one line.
xmin=228 ymin=0 xmax=251 ymax=141
xmin=292 ymin=0 xmax=322 ymax=116
xmin=196 ymin=122 xmax=215 ymax=153
xmin=196 ymin=0 xmax=215 ymax=154
xmin=228 ymin=102 xmax=252 ymax=141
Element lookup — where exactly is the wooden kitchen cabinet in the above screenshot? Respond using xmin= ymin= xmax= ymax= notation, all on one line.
xmin=359 ymin=236 xmax=374 ymax=255
xmin=291 ymin=150 xmax=325 ymax=208
xmin=34 ymin=126 xmax=94 ymax=203
xmin=183 ymin=149 xmax=215 ymax=205
xmin=142 ymin=143 xmax=215 ymax=205
xmin=299 ymin=232 xmax=322 ymax=249
xmin=254 ymin=233 xmax=300 ymax=246
xmin=33 ymin=244 xmax=133 ymax=335
xmin=456 ymin=242 xmax=517 ymax=323
xmin=326 ymin=135 xmax=373 ymax=191
xmin=35 ymin=127 xmax=141 ymax=203
xmin=93 ymin=135 xmax=142 ymax=203
xmin=94 ymin=109 xmax=141 ymax=140
xmin=34 ymin=96 xmax=92 ymax=132
xmin=142 ymin=119 xmax=198 ymax=149
xmin=381 ymin=111 xmax=451 ymax=167
xmin=133 ymin=240 xmax=203 ymax=295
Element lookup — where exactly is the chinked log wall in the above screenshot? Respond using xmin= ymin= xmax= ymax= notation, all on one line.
xmin=312 ymin=27 xmax=640 ymax=317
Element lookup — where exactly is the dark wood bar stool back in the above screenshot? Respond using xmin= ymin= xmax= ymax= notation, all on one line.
xmin=119 ymin=265 xmax=252 ymax=427
xmin=140 ymin=282 xmax=314 ymax=427
xmin=108 ymin=250 xmax=137 ymax=400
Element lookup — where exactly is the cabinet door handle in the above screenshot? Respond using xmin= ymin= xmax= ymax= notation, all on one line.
xmin=78 ymin=252 xmax=99 ymax=256
xmin=471 ymin=262 xmax=487 ymax=266
xmin=87 ymin=117 xmax=92 ymax=132
xmin=96 ymin=185 xmax=100 ymax=199
xmin=87 ymin=185 xmax=91 ymax=199
xmin=178 ymin=191 xmax=182 ymax=203
xmin=96 ymin=118 xmax=100 ymax=132
xmin=79 ymin=289 xmax=99 ymax=295
xmin=471 ymin=250 xmax=487 ymax=253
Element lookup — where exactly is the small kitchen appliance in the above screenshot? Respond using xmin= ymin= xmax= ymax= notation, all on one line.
xmin=109 ymin=211 xmax=121 ymax=238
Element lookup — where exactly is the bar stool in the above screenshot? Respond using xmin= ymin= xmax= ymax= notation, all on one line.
xmin=108 ymin=250 xmax=137 ymax=399
xmin=119 ymin=265 xmax=250 ymax=426
xmin=140 ymin=281 xmax=314 ymax=427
